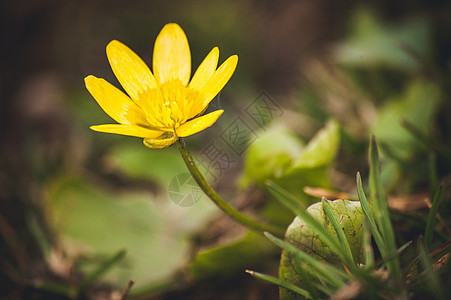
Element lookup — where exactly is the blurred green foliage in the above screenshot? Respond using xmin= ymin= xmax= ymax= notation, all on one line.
xmin=1 ymin=1 xmax=450 ymax=299
xmin=47 ymin=171 xmax=218 ymax=294
xmin=335 ymin=9 xmax=431 ymax=71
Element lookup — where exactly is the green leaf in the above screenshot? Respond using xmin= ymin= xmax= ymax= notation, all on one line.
xmin=241 ymin=123 xmax=304 ymax=186
xmin=189 ymin=232 xmax=276 ymax=281
xmin=372 ymin=80 xmax=441 ymax=159
xmin=48 ymin=176 xmax=217 ymax=294
xmin=288 ymin=120 xmax=340 ymax=171
xmin=335 ymin=9 xmax=431 ymax=71
xmin=111 ymin=144 xmax=186 ymax=185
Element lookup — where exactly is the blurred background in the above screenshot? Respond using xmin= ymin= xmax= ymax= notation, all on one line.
xmin=1 ymin=0 xmax=450 ymax=299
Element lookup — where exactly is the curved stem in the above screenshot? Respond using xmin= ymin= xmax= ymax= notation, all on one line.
xmin=177 ymin=138 xmax=284 ymax=237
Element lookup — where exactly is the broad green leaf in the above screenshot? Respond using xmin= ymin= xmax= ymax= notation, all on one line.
xmin=111 ymin=144 xmax=186 ymax=185
xmin=241 ymin=122 xmax=304 ymax=186
xmin=371 ymin=80 xmax=441 ymax=158
xmin=258 ymin=120 xmax=340 ymax=208
xmin=288 ymin=120 xmax=340 ymax=172
xmin=189 ymin=231 xmax=277 ymax=280
xmin=335 ymin=9 xmax=431 ymax=71
xmin=242 ymin=120 xmax=339 ymax=208
xmin=48 ymin=176 xmax=217 ymax=294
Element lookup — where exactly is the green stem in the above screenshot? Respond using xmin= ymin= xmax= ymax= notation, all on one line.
xmin=176 ymin=138 xmax=284 ymax=237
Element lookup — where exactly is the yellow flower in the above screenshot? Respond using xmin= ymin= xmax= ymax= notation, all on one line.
xmin=85 ymin=23 xmax=238 ymax=149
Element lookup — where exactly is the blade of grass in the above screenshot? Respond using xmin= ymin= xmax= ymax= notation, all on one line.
xmin=428 ymin=152 xmax=438 ymax=196
xmin=292 ymin=255 xmax=321 ymax=300
xmin=418 ymin=242 xmax=446 ymax=300
xmin=321 ymin=198 xmax=354 ymax=265
xmin=78 ymin=249 xmax=126 ymax=295
xmin=313 ymin=282 xmax=335 ymax=296
xmin=26 ymin=213 xmax=51 ymax=257
xmin=363 ymin=218 xmax=374 ymax=268
xmin=424 ymin=184 xmax=443 ymax=250
xmin=33 ymin=281 xmax=75 ymax=298
xmin=266 ymin=181 xmax=355 ymax=268
xmin=369 ymin=136 xmax=401 ymax=278
xmin=376 ymin=241 xmax=412 ymax=269
xmin=402 ymin=255 xmax=420 ymax=280
xmin=356 ymin=172 xmax=385 ymax=256
xmin=245 ymin=270 xmax=311 ymax=298
xmin=264 ymin=232 xmax=350 ymax=288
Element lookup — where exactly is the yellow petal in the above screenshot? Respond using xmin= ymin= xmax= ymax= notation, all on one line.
xmin=176 ymin=110 xmax=223 ymax=137
xmin=153 ymin=23 xmax=191 ymax=86
xmin=106 ymin=40 xmax=157 ymax=101
xmin=85 ymin=75 xmax=148 ymax=126
xmin=188 ymin=47 xmax=219 ymax=92
xmin=189 ymin=55 xmax=238 ymax=118
xmin=143 ymin=132 xmax=178 ymax=149
xmin=90 ymin=124 xmax=163 ymax=138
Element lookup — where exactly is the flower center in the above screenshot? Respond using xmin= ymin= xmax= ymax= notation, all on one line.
xmin=141 ymin=80 xmax=193 ymax=130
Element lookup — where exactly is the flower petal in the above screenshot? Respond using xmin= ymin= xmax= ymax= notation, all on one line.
xmin=106 ymin=40 xmax=157 ymax=101
xmin=153 ymin=23 xmax=191 ymax=86
xmin=189 ymin=55 xmax=238 ymax=118
xmin=85 ymin=75 xmax=149 ymax=126
xmin=143 ymin=132 xmax=178 ymax=149
xmin=188 ymin=47 xmax=219 ymax=92
xmin=176 ymin=110 xmax=223 ymax=137
xmin=90 ymin=124 xmax=163 ymax=138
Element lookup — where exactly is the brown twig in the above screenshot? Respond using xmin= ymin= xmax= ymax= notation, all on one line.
xmin=120 ymin=280 xmax=134 ymax=300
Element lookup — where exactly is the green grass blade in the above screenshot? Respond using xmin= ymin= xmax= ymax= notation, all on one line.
xmin=321 ymin=198 xmax=354 ymax=265
xmin=418 ymin=242 xmax=446 ymax=300
xmin=369 ymin=136 xmax=401 ymax=278
xmin=264 ymin=232 xmax=350 ymax=288
xmin=246 ymin=270 xmax=311 ymax=298
xmin=292 ymin=255 xmax=321 ymax=300
xmin=370 ymin=241 xmax=413 ymax=272
xmin=78 ymin=249 xmax=127 ymax=295
xmin=402 ymin=255 xmax=420 ymax=280
xmin=33 ymin=281 xmax=75 ymax=298
xmin=313 ymin=282 xmax=335 ymax=296
xmin=356 ymin=172 xmax=385 ymax=256
xmin=428 ymin=152 xmax=438 ymax=195
xmin=362 ymin=218 xmax=374 ymax=268
xmin=266 ymin=181 xmax=354 ymax=267
xmin=424 ymin=184 xmax=443 ymax=250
